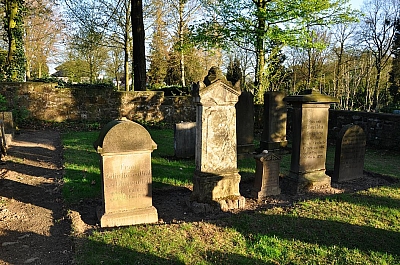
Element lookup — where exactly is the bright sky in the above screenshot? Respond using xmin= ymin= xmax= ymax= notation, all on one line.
xmin=349 ymin=0 xmax=363 ymax=9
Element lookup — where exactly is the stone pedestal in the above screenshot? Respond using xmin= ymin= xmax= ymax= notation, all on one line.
xmin=93 ymin=118 xmax=158 ymax=227
xmin=284 ymin=90 xmax=338 ymax=193
xmin=252 ymin=151 xmax=281 ymax=200
xmin=236 ymin=91 xmax=255 ymax=158
xmin=333 ymin=125 xmax=366 ymax=182
xmin=260 ymin=92 xmax=287 ymax=151
xmin=191 ymin=67 xmax=245 ymax=211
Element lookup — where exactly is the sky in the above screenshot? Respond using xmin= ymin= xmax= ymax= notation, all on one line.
xmin=350 ymin=0 xmax=363 ymax=9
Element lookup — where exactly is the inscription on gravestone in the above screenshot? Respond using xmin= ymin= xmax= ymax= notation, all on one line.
xmin=94 ymin=118 xmax=158 ymax=227
xmin=252 ymin=151 xmax=281 ymax=199
xmin=332 ymin=124 xmax=366 ymax=182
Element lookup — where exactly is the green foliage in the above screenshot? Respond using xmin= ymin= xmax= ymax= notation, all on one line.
xmin=0 ymin=95 xmax=7 ymax=111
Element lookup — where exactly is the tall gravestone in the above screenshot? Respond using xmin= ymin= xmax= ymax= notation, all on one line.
xmin=333 ymin=124 xmax=366 ymax=182
xmin=93 ymin=118 xmax=158 ymax=227
xmin=284 ymin=89 xmax=339 ymax=193
xmin=260 ymin=91 xmax=287 ymax=151
xmin=236 ymin=91 xmax=255 ymax=157
xmin=191 ymin=67 xmax=245 ymax=211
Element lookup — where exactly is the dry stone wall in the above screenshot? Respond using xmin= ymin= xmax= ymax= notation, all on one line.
xmin=0 ymin=82 xmax=196 ymax=124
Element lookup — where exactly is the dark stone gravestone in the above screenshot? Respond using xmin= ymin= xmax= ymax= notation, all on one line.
xmin=283 ymin=89 xmax=339 ymax=193
xmin=332 ymin=124 xmax=366 ymax=182
xmin=236 ymin=91 xmax=255 ymax=158
xmin=93 ymin=118 xmax=158 ymax=227
xmin=252 ymin=151 xmax=281 ymax=200
xmin=174 ymin=122 xmax=196 ymax=158
xmin=260 ymin=91 xmax=287 ymax=151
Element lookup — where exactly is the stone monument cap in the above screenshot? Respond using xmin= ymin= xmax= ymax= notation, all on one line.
xmin=93 ymin=118 xmax=157 ymax=154
xmin=284 ymin=89 xmax=339 ymax=104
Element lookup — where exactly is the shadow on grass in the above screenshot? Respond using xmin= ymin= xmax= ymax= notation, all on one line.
xmin=227 ymin=209 xmax=400 ymax=257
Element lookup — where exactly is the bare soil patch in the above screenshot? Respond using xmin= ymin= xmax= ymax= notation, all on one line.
xmin=0 ymin=129 xmax=397 ymax=264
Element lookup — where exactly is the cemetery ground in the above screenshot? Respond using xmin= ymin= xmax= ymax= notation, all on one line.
xmin=1 ymin=124 xmax=400 ymax=264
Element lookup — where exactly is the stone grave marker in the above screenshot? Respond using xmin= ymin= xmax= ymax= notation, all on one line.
xmin=93 ymin=118 xmax=158 ymax=227
xmin=174 ymin=122 xmax=196 ymax=158
xmin=260 ymin=91 xmax=287 ymax=151
xmin=191 ymin=66 xmax=245 ymax=212
xmin=332 ymin=124 xmax=366 ymax=182
xmin=252 ymin=151 xmax=281 ymax=199
xmin=284 ymin=89 xmax=339 ymax=193
xmin=236 ymin=91 xmax=255 ymax=158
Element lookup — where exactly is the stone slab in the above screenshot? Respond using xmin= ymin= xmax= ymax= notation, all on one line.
xmin=98 ymin=206 xmax=158 ymax=228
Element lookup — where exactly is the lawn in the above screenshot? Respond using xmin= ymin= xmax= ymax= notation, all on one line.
xmin=62 ymin=127 xmax=400 ymax=265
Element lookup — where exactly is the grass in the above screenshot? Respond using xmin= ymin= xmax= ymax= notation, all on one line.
xmin=62 ymin=127 xmax=400 ymax=264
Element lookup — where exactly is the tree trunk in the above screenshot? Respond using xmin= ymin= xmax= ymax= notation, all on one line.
xmin=124 ymin=0 xmax=131 ymax=91
xmin=254 ymin=0 xmax=266 ymax=103
xmin=131 ymin=0 xmax=146 ymax=91
xmin=179 ymin=0 xmax=186 ymax=88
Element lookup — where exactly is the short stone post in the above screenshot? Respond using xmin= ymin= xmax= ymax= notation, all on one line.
xmin=252 ymin=151 xmax=281 ymax=200
xmin=283 ymin=89 xmax=339 ymax=193
xmin=93 ymin=118 xmax=158 ymax=227
xmin=174 ymin=122 xmax=196 ymax=158
xmin=260 ymin=91 xmax=288 ymax=151
xmin=191 ymin=67 xmax=245 ymax=212
xmin=332 ymin=124 xmax=366 ymax=182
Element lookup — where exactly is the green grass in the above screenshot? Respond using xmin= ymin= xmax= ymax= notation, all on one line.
xmin=62 ymin=128 xmax=400 ymax=264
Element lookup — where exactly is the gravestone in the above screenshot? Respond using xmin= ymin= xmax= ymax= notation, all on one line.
xmin=174 ymin=122 xmax=196 ymax=158
xmin=93 ymin=118 xmax=158 ymax=227
xmin=191 ymin=66 xmax=245 ymax=212
xmin=284 ymin=89 xmax=339 ymax=193
xmin=0 ymin=112 xmax=13 ymax=145
xmin=252 ymin=151 xmax=281 ymax=199
xmin=332 ymin=125 xmax=366 ymax=182
xmin=260 ymin=91 xmax=287 ymax=151
xmin=236 ymin=91 xmax=255 ymax=158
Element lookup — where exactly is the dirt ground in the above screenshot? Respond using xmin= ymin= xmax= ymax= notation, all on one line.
xmin=0 ymin=129 xmax=397 ymax=264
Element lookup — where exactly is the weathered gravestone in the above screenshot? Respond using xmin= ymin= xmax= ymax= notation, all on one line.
xmin=236 ymin=91 xmax=255 ymax=158
xmin=0 ymin=112 xmax=14 ymax=145
xmin=332 ymin=124 xmax=366 ymax=182
xmin=174 ymin=122 xmax=196 ymax=158
xmin=191 ymin=67 xmax=245 ymax=212
xmin=260 ymin=91 xmax=287 ymax=151
xmin=252 ymin=151 xmax=281 ymax=200
xmin=93 ymin=118 xmax=158 ymax=227
xmin=283 ymin=89 xmax=339 ymax=193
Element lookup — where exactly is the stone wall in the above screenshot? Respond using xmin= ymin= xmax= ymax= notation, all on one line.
xmin=0 ymin=82 xmax=196 ymax=124
xmin=328 ymin=109 xmax=400 ymax=149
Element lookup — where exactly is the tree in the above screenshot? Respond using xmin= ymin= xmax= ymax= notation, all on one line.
xmin=24 ymin=0 xmax=64 ymax=80
xmin=147 ymin=0 xmax=169 ymax=88
xmin=360 ymin=0 xmax=400 ymax=111
xmin=131 ymin=0 xmax=146 ymax=90
xmin=389 ymin=19 xmax=400 ymax=108
xmin=195 ymin=0 xmax=358 ymax=102
xmin=3 ymin=0 xmax=26 ymax=81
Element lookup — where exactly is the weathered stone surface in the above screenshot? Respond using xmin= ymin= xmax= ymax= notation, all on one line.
xmin=191 ymin=68 xmax=245 ymax=210
xmin=94 ymin=118 xmax=158 ymax=227
xmin=174 ymin=122 xmax=196 ymax=158
xmin=260 ymin=91 xmax=287 ymax=151
xmin=252 ymin=151 xmax=281 ymax=199
xmin=284 ymin=89 xmax=338 ymax=193
xmin=332 ymin=124 xmax=366 ymax=182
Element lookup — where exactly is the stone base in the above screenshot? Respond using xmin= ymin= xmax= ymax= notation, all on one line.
xmin=188 ymin=196 xmax=246 ymax=214
xmin=237 ymin=144 xmax=255 ymax=159
xmin=282 ymin=171 xmax=331 ymax=194
xmin=259 ymin=140 xmax=288 ymax=151
xmin=192 ymin=171 xmax=242 ymax=202
xmin=97 ymin=206 xmax=158 ymax=228
xmin=252 ymin=186 xmax=281 ymax=200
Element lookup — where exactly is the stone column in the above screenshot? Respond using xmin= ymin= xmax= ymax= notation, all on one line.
xmin=191 ymin=67 xmax=245 ymax=212
xmin=260 ymin=91 xmax=287 ymax=151
xmin=283 ymin=89 xmax=338 ymax=193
